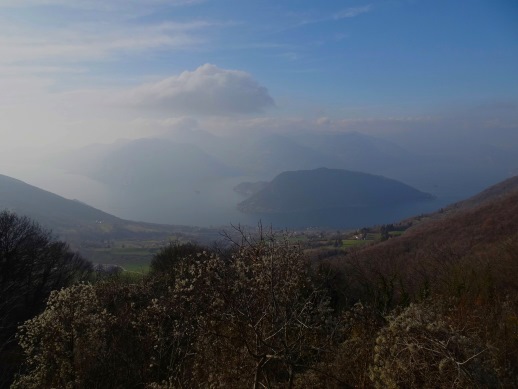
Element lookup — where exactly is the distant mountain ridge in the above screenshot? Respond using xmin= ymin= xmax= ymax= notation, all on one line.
xmin=233 ymin=181 xmax=268 ymax=197
xmin=50 ymin=127 xmax=518 ymax=226
xmin=65 ymin=138 xmax=241 ymax=189
xmin=48 ymin=125 xmax=518 ymax=226
xmin=0 ymin=174 xmax=221 ymax=251
xmin=237 ymin=168 xmax=433 ymax=214
xmin=0 ymin=174 xmax=120 ymax=228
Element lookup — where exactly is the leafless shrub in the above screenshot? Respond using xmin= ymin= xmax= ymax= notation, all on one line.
xmin=369 ymin=302 xmax=499 ymax=388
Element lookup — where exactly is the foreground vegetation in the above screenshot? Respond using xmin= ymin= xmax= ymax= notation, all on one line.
xmin=2 ymin=188 xmax=518 ymax=388
xmin=0 ymin=211 xmax=93 ymax=387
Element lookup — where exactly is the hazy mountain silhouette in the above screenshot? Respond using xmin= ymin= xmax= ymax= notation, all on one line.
xmin=187 ymin=131 xmax=416 ymax=179
xmin=233 ymin=181 xmax=269 ymax=197
xmin=80 ymin=138 xmax=240 ymax=188
xmin=237 ymin=168 xmax=433 ymax=214
xmin=0 ymin=174 xmax=120 ymax=229
xmin=0 ymin=173 xmax=223 ymax=249
xmin=48 ymin=127 xmax=517 ymax=227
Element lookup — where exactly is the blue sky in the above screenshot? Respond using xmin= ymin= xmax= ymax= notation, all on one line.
xmin=0 ymin=0 xmax=517 ymax=153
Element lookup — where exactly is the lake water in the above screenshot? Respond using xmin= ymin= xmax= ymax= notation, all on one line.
xmin=96 ymin=177 xmax=456 ymax=230
xmin=4 ymin=167 xmax=459 ymax=231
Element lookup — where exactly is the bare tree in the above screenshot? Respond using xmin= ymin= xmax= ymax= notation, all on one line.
xmin=189 ymin=228 xmax=339 ymax=387
xmin=0 ymin=211 xmax=92 ymax=387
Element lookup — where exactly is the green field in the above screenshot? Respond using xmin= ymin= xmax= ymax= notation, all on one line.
xmin=81 ymin=244 xmax=159 ymax=273
xmin=288 ymin=235 xmax=309 ymax=243
xmin=342 ymin=239 xmax=370 ymax=248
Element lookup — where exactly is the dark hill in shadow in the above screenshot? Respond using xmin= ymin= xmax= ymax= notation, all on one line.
xmin=237 ymin=168 xmax=433 ymax=214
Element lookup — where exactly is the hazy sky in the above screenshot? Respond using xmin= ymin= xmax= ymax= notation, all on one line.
xmin=1 ymin=0 xmax=517 ymax=159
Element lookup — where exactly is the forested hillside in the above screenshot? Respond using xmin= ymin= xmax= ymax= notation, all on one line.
xmin=7 ymin=182 xmax=518 ymax=388
xmin=336 ymin=188 xmax=518 ymax=309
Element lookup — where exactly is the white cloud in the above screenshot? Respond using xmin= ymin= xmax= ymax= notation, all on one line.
xmin=0 ymin=63 xmax=274 ymax=157
xmin=0 ymin=0 xmax=204 ymax=11
xmin=293 ymin=4 xmax=372 ymax=28
xmin=123 ymin=64 xmax=275 ymax=115
xmin=333 ymin=5 xmax=372 ymax=20
xmin=0 ymin=0 xmax=222 ymax=74
xmin=158 ymin=116 xmax=200 ymax=129
xmin=0 ymin=21 xmax=208 ymax=66
xmin=192 ymin=115 xmax=439 ymax=137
